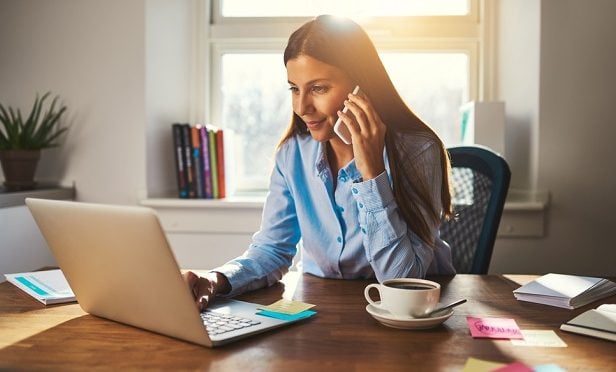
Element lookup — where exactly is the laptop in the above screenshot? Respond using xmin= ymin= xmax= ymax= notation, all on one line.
xmin=25 ymin=197 xmax=308 ymax=347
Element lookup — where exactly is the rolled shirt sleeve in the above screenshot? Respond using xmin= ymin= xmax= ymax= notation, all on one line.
xmin=352 ymin=171 xmax=434 ymax=281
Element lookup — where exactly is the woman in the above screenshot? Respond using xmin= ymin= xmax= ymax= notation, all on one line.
xmin=185 ymin=15 xmax=455 ymax=310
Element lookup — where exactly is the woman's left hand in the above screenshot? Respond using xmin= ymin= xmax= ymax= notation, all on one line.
xmin=337 ymin=92 xmax=386 ymax=180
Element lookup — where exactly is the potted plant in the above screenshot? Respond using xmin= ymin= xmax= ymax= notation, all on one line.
xmin=0 ymin=92 xmax=68 ymax=191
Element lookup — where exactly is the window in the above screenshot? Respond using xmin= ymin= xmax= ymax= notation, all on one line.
xmin=220 ymin=0 xmax=470 ymax=17
xmin=204 ymin=0 xmax=484 ymax=193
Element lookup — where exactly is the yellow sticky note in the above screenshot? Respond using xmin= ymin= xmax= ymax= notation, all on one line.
xmin=511 ymin=330 xmax=568 ymax=347
xmin=258 ymin=299 xmax=315 ymax=315
xmin=462 ymin=357 xmax=506 ymax=372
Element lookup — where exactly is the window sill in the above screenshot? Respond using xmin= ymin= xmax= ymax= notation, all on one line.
xmin=0 ymin=184 xmax=76 ymax=209
xmin=498 ymin=189 xmax=549 ymax=238
xmin=140 ymin=194 xmax=266 ymax=210
xmin=503 ymin=189 xmax=549 ymax=211
xmin=141 ymin=189 xmax=548 ymax=212
xmin=140 ymin=188 xmax=549 ymax=238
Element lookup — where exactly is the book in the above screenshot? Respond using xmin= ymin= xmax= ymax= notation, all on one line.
xmin=199 ymin=125 xmax=213 ymax=198
xmin=207 ymin=125 xmax=219 ymax=198
xmin=4 ymin=269 xmax=76 ymax=305
xmin=181 ymin=123 xmax=196 ymax=198
xmin=513 ymin=273 xmax=616 ymax=309
xmin=216 ymin=128 xmax=226 ymax=198
xmin=172 ymin=123 xmax=188 ymax=198
xmin=560 ymin=304 xmax=616 ymax=342
xmin=191 ymin=125 xmax=204 ymax=198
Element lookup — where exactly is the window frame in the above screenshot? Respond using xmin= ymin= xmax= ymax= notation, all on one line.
xmin=199 ymin=0 xmax=490 ymax=193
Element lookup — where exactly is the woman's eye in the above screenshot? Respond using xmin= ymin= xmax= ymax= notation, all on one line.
xmin=311 ymin=86 xmax=328 ymax=94
xmin=288 ymin=86 xmax=299 ymax=94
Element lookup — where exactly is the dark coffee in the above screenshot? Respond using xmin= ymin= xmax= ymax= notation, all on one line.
xmin=385 ymin=283 xmax=435 ymax=290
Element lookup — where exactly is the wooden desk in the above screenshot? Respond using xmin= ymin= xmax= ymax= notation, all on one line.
xmin=1 ymin=274 xmax=614 ymax=371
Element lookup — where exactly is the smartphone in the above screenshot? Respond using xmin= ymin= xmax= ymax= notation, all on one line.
xmin=333 ymin=85 xmax=361 ymax=144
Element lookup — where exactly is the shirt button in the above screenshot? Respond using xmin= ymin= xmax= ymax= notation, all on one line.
xmin=352 ymin=188 xmax=358 ymax=194
xmin=339 ymin=206 xmax=345 ymax=212
xmin=358 ymin=202 xmax=364 ymax=209
xmin=361 ymin=227 xmax=366 ymax=234
xmin=336 ymin=236 xmax=342 ymax=243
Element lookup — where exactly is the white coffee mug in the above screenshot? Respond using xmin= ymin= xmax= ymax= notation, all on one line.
xmin=364 ymin=278 xmax=440 ymax=318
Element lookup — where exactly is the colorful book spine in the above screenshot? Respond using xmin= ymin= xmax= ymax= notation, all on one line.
xmin=172 ymin=123 xmax=227 ymax=199
xmin=216 ymin=128 xmax=225 ymax=198
xmin=172 ymin=123 xmax=188 ymax=198
xmin=199 ymin=125 xmax=213 ymax=198
xmin=191 ymin=126 xmax=204 ymax=199
xmin=207 ymin=126 xmax=219 ymax=198
xmin=181 ymin=124 xmax=196 ymax=198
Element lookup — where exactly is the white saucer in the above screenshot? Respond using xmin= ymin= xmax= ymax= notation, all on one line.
xmin=366 ymin=303 xmax=454 ymax=330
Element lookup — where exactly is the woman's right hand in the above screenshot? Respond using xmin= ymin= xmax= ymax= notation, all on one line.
xmin=182 ymin=270 xmax=231 ymax=311
xmin=337 ymin=91 xmax=386 ymax=181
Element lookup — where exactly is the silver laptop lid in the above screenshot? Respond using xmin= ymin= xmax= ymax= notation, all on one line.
xmin=25 ymin=198 xmax=212 ymax=347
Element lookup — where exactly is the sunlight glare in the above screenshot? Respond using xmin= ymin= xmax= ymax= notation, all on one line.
xmin=221 ymin=0 xmax=469 ymax=17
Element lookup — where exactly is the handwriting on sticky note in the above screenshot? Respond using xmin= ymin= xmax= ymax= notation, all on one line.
xmin=511 ymin=330 xmax=567 ymax=347
xmin=258 ymin=299 xmax=315 ymax=315
xmin=467 ymin=317 xmax=523 ymax=339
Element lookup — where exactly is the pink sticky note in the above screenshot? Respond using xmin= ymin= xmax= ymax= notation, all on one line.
xmin=492 ymin=361 xmax=534 ymax=372
xmin=466 ymin=317 xmax=524 ymax=339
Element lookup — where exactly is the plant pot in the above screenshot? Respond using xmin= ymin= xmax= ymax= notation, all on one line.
xmin=0 ymin=149 xmax=41 ymax=191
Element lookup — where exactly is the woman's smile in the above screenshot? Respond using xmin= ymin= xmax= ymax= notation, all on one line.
xmin=304 ymin=118 xmax=328 ymax=130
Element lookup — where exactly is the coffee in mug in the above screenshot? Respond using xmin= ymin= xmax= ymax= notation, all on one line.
xmin=364 ymin=278 xmax=440 ymax=318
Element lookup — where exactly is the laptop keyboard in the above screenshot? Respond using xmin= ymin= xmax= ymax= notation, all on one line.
xmin=201 ymin=310 xmax=261 ymax=336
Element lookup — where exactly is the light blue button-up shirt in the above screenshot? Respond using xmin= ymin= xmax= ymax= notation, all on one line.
xmin=215 ymin=134 xmax=455 ymax=296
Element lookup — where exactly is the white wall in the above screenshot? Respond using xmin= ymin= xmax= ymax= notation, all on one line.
xmin=493 ymin=0 xmax=540 ymax=191
xmin=145 ymin=0 xmax=195 ymax=198
xmin=491 ymin=0 xmax=616 ymax=276
xmin=0 ymin=207 xmax=55 ymax=277
xmin=0 ymin=0 xmax=147 ymax=204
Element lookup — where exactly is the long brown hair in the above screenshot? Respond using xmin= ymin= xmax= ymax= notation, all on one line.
xmin=280 ymin=15 xmax=452 ymax=246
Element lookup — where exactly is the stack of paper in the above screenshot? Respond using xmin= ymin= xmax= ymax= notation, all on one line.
xmin=513 ymin=273 xmax=616 ymax=309
xmin=4 ymin=269 xmax=76 ymax=305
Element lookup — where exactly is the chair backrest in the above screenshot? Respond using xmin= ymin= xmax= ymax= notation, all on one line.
xmin=440 ymin=145 xmax=511 ymax=274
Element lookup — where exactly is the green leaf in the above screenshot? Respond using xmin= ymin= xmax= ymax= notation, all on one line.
xmin=22 ymin=92 xmax=47 ymax=144
xmin=0 ymin=92 xmax=68 ymax=150
xmin=34 ymin=106 xmax=67 ymax=147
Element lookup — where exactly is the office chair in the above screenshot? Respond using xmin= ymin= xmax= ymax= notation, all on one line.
xmin=440 ymin=145 xmax=511 ymax=274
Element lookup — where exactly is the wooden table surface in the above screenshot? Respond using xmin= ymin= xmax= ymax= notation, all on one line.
xmin=1 ymin=273 xmax=614 ymax=371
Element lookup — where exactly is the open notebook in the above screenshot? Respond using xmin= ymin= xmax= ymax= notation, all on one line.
xmin=25 ymin=198 xmax=313 ymax=347
xmin=560 ymin=304 xmax=616 ymax=342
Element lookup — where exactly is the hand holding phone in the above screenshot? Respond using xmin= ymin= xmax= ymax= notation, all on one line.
xmin=333 ymin=85 xmax=361 ymax=144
